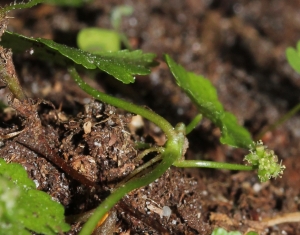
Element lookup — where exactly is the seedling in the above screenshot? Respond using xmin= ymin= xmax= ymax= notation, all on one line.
xmin=253 ymin=40 xmax=300 ymax=139
xmin=286 ymin=40 xmax=300 ymax=73
xmin=0 ymin=1 xmax=286 ymax=234
xmin=77 ymin=5 xmax=133 ymax=52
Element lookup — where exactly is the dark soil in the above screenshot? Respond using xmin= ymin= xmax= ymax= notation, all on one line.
xmin=1 ymin=0 xmax=300 ymax=234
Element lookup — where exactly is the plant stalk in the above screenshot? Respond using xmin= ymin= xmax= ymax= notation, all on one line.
xmin=185 ymin=114 xmax=202 ymax=135
xmin=173 ymin=160 xmax=255 ymax=171
xmin=79 ymin=124 xmax=186 ymax=235
xmin=68 ymin=67 xmax=176 ymax=139
xmin=0 ymin=47 xmax=26 ymax=101
xmin=255 ymin=103 xmax=300 ymax=140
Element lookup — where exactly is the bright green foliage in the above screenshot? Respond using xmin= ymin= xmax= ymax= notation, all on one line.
xmin=77 ymin=5 xmax=134 ymax=54
xmin=211 ymin=228 xmax=242 ymax=235
xmin=244 ymin=140 xmax=285 ymax=182
xmin=286 ymin=41 xmax=300 ymax=74
xmin=1 ymin=31 xmax=157 ymax=84
xmin=0 ymin=0 xmax=91 ymax=13
xmin=0 ymin=0 xmax=43 ymax=13
xmin=211 ymin=228 xmax=258 ymax=235
xmin=0 ymin=159 xmax=36 ymax=189
xmin=77 ymin=28 xmax=120 ymax=53
xmin=0 ymin=0 xmax=85 ymax=15
xmin=0 ymin=159 xmax=70 ymax=235
xmin=165 ymin=54 xmax=253 ymax=148
xmin=44 ymin=0 xmax=92 ymax=7
xmin=0 ymin=177 xmax=31 ymax=235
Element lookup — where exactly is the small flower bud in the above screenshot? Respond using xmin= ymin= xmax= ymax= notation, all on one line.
xmin=244 ymin=141 xmax=285 ymax=182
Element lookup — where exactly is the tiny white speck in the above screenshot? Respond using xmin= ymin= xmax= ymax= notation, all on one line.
xmin=253 ymin=183 xmax=262 ymax=193
xmin=33 ymin=180 xmax=39 ymax=188
xmin=94 ymin=142 xmax=101 ymax=147
xmin=162 ymin=206 xmax=171 ymax=218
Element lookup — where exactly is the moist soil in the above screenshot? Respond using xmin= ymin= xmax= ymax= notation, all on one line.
xmin=1 ymin=1 xmax=300 ymax=234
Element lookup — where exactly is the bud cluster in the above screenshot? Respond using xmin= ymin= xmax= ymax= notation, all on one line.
xmin=244 ymin=141 xmax=285 ymax=182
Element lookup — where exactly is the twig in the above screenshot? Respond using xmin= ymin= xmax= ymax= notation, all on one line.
xmin=262 ymin=212 xmax=300 ymax=227
xmin=16 ymin=134 xmax=99 ymax=189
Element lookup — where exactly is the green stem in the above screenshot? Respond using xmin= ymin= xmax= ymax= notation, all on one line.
xmin=185 ymin=114 xmax=202 ymax=135
xmin=68 ymin=67 xmax=176 ymax=139
xmin=0 ymin=68 xmax=26 ymax=101
xmin=115 ymin=153 xmax=162 ymax=189
xmin=119 ymin=33 xmax=132 ymax=50
xmin=255 ymin=103 xmax=300 ymax=140
xmin=134 ymin=141 xmax=152 ymax=149
xmin=173 ymin=160 xmax=255 ymax=171
xmin=79 ymin=124 xmax=186 ymax=235
xmin=134 ymin=146 xmax=164 ymax=163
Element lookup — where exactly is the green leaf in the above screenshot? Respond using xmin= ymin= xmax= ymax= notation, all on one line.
xmin=0 ymin=0 xmax=90 ymax=25
xmin=0 ymin=158 xmax=35 ymax=189
xmin=211 ymin=228 xmax=242 ymax=235
xmin=165 ymin=54 xmax=253 ymax=148
xmin=77 ymin=28 xmax=120 ymax=53
xmin=0 ymin=0 xmax=43 ymax=13
xmin=44 ymin=0 xmax=92 ymax=7
xmin=17 ymin=189 xmax=70 ymax=234
xmin=219 ymin=112 xmax=253 ymax=149
xmin=1 ymin=31 xmax=157 ymax=84
xmin=0 ymin=159 xmax=70 ymax=235
xmin=286 ymin=42 xmax=300 ymax=74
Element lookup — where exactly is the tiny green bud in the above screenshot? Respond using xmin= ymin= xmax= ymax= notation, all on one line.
xmin=244 ymin=141 xmax=285 ymax=182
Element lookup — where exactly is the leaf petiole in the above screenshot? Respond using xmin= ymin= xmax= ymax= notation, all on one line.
xmin=185 ymin=114 xmax=202 ymax=135
xmin=79 ymin=123 xmax=186 ymax=235
xmin=173 ymin=160 xmax=255 ymax=171
xmin=68 ymin=66 xmax=176 ymax=139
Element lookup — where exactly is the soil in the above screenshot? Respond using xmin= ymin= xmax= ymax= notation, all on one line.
xmin=1 ymin=0 xmax=300 ymax=234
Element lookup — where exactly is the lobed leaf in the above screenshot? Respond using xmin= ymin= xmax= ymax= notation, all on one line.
xmin=165 ymin=54 xmax=253 ymax=148
xmin=1 ymin=31 xmax=157 ymax=84
xmin=0 ymin=0 xmax=91 ymax=15
xmin=0 ymin=159 xmax=70 ymax=234
xmin=44 ymin=0 xmax=92 ymax=7
xmin=0 ymin=0 xmax=43 ymax=13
